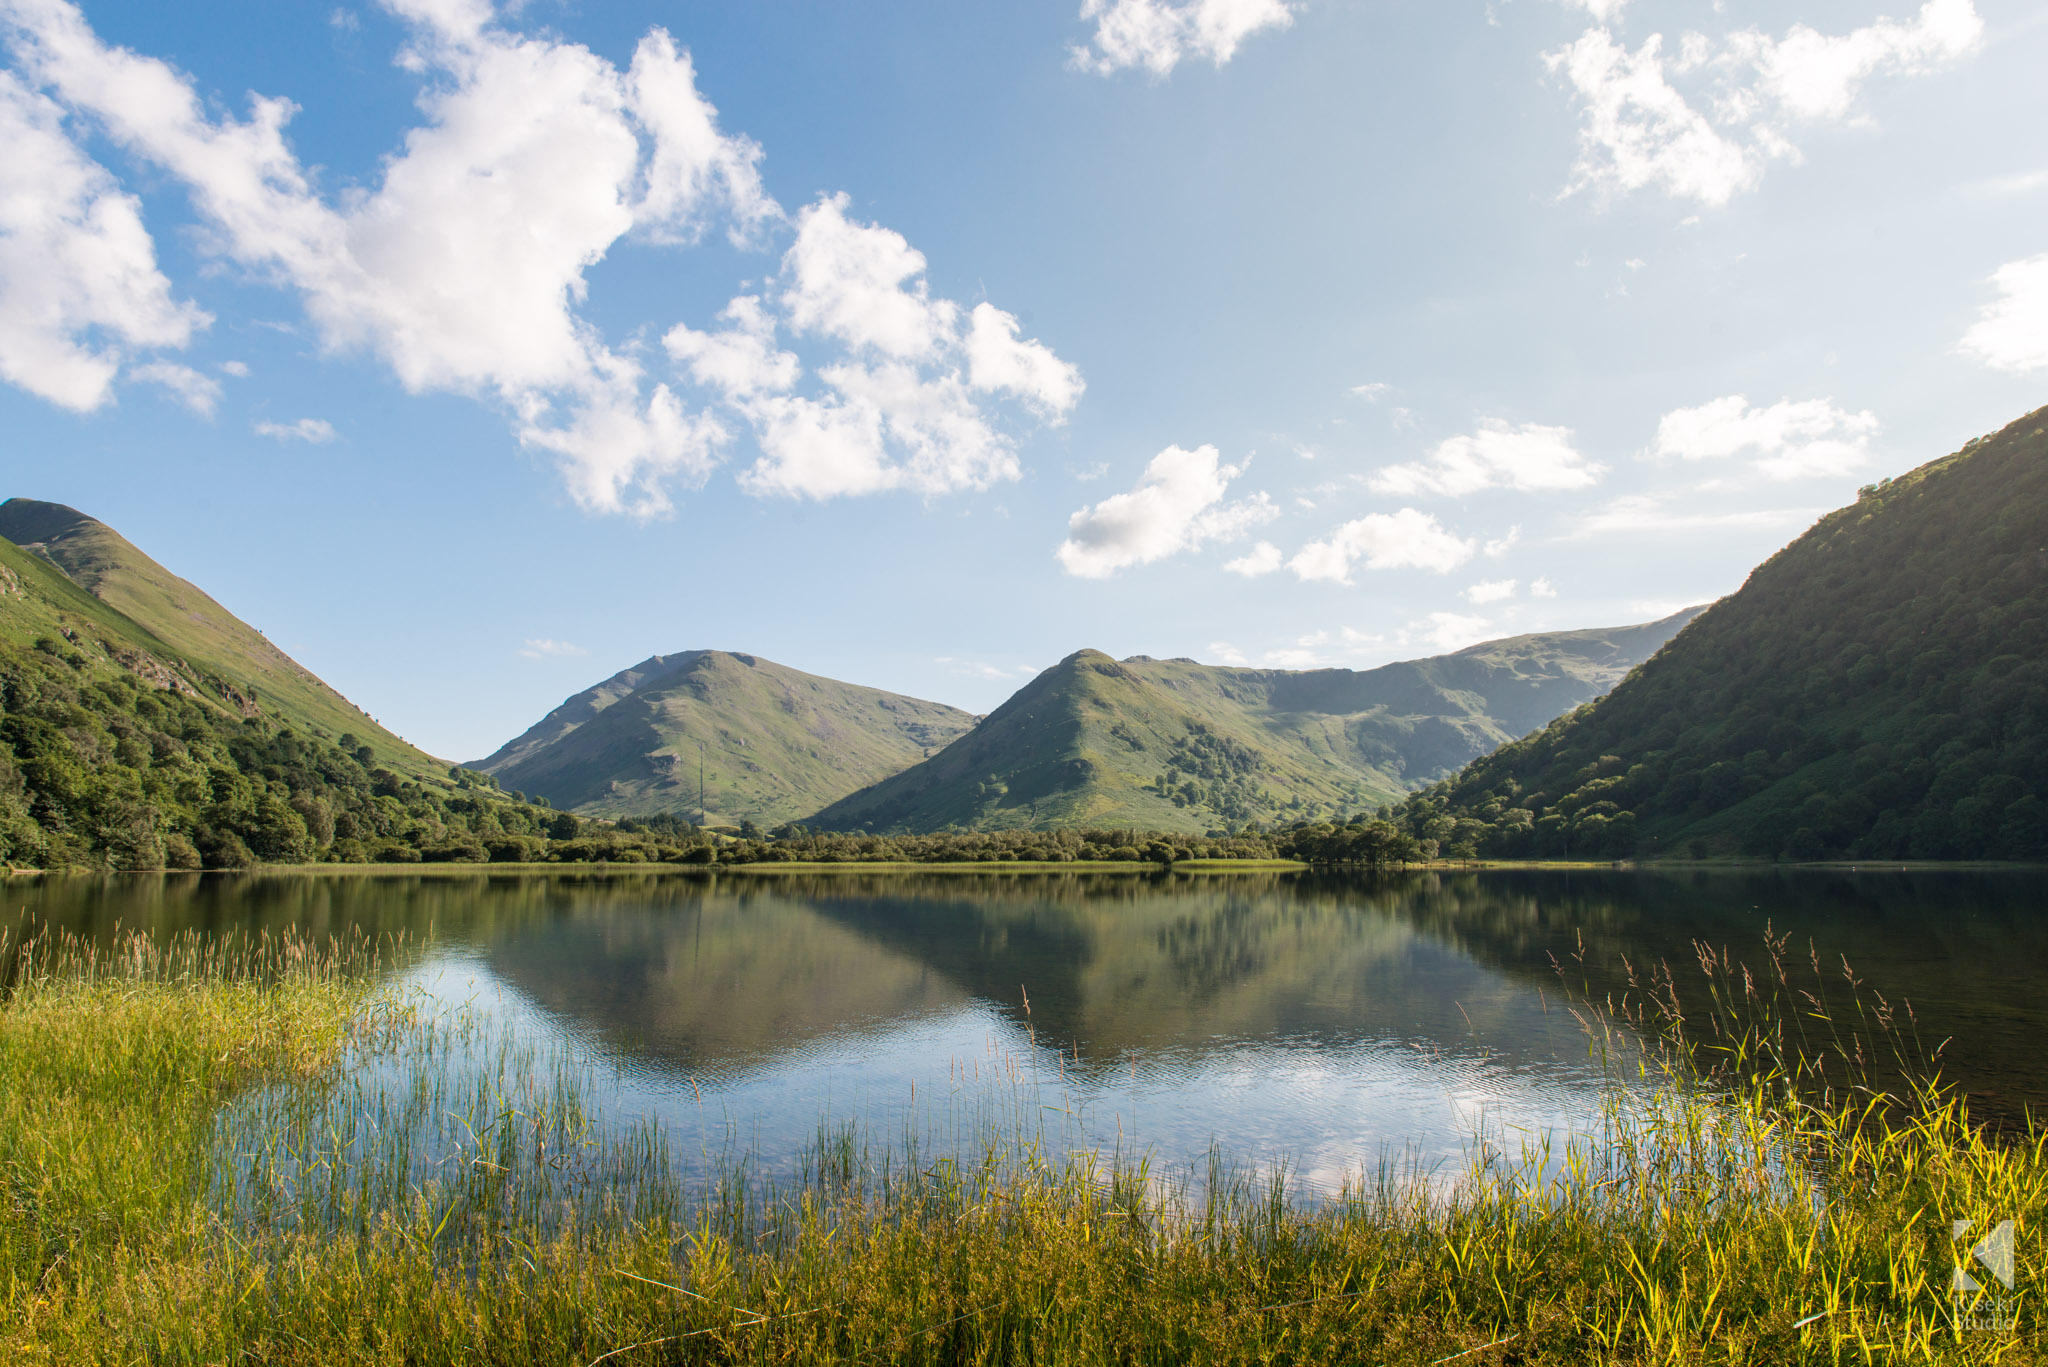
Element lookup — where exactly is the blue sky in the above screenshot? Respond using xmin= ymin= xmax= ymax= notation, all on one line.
xmin=3 ymin=0 xmax=2044 ymax=761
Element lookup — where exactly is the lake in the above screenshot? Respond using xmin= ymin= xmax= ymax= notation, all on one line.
xmin=13 ymin=866 xmax=2047 ymax=1191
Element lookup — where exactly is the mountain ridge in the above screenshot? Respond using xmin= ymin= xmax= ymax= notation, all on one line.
xmin=809 ymin=610 xmax=1704 ymax=835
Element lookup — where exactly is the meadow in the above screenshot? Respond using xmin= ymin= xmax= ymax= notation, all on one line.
xmin=1 ymin=923 xmax=2041 ymax=1365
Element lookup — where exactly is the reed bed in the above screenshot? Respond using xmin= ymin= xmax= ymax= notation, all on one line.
xmin=1 ymin=923 xmax=2042 ymax=1365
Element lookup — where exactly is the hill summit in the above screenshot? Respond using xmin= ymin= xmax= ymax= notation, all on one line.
xmin=0 ymin=498 xmax=443 ymax=779
xmin=472 ymin=650 xmax=976 ymax=827
xmin=810 ymin=612 xmax=1702 ymax=835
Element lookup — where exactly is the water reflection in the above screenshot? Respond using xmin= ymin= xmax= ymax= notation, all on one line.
xmin=16 ymin=866 xmax=2048 ymax=1184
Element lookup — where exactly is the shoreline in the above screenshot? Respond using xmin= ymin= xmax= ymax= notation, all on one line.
xmin=10 ymin=855 xmax=2047 ymax=877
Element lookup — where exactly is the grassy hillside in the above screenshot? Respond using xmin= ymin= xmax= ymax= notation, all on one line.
xmin=811 ymin=612 xmax=1699 ymax=835
xmin=472 ymin=650 xmax=977 ymax=826
xmin=1395 ymin=405 xmax=2048 ymax=862
xmin=0 ymin=498 xmax=445 ymax=781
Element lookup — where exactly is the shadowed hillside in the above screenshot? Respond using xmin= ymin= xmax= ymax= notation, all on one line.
xmin=1394 ymin=404 xmax=2048 ymax=861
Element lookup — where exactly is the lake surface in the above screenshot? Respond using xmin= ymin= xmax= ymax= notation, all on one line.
xmin=13 ymin=867 xmax=2048 ymax=1190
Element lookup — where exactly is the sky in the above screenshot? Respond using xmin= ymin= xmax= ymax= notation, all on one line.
xmin=2 ymin=0 xmax=2044 ymax=762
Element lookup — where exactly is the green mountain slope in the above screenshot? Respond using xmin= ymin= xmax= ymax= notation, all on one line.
xmin=1395 ymin=405 xmax=2048 ymax=862
xmin=0 ymin=498 xmax=445 ymax=780
xmin=472 ymin=650 xmax=978 ymax=826
xmin=809 ymin=611 xmax=1702 ymax=835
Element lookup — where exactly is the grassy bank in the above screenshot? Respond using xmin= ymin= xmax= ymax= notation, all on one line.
xmin=2 ymin=931 xmax=2043 ymax=1363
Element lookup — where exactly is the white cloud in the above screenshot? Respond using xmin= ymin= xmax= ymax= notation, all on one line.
xmin=218 ymin=359 xmax=249 ymax=377
xmin=1371 ymin=420 xmax=1603 ymax=497
xmin=936 ymin=656 xmax=1035 ymax=681
xmin=1465 ymin=577 xmax=1517 ymax=604
xmin=1550 ymin=1 xmax=1984 ymax=207
xmin=1732 ymin=0 xmax=1982 ymax=122
xmin=1288 ymin=508 xmax=1475 ymax=585
xmin=1958 ymin=255 xmax=2048 ymax=373
xmin=131 ymin=361 xmax=221 ymax=415
xmin=1531 ymin=577 xmax=1558 ymax=598
xmin=1408 ymin=611 xmax=1493 ymax=655
xmin=518 ymin=637 xmax=587 ymax=659
xmin=779 ymin=193 xmax=953 ymax=360
xmin=0 ymin=0 xmax=782 ymax=515
xmin=0 ymin=68 xmax=207 ymax=411
xmin=663 ymin=295 xmax=798 ymax=400
xmin=1348 ymin=381 xmax=1391 ymax=401
xmin=254 ymin=417 xmax=336 ymax=443
xmin=1208 ymin=641 xmax=1250 ymax=666
xmin=1057 ymin=444 xmax=1275 ymax=578
xmin=1223 ymin=540 xmax=1284 ymax=577
xmin=666 ymin=200 xmax=1079 ymax=502
xmin=1563 ymin=0 xmax=1629 ymax=19
xmin=1072 ymin=0 xmax=1293 ymax=77
xmin=1483 ymin=525 xmax=1521 ymax=558
xmin=1549 ymin=30 xmax=1759 ymax=207
xmin=1653 ymin=395 xmax=1879 ymax=480
xmin=1 ymin=1 xmax=1069 ymax=516
xmin=964 ymin=302 xmax=1084 ymax=417
xmin=1577 ymin=493 xmax=1824 ymax=535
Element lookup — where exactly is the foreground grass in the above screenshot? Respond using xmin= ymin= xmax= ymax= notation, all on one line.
xmin=1 ymin=930 xmax=2043 ymax=1364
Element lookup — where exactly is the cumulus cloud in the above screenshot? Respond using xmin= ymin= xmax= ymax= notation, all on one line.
xmin=779 ymin=194 xmax=953 ymax=361
xmin=0 ymin=0 xmax=784 ymax=514
xmin=1550 ymin=0 xmax=1983 ymax=207
xmin=1287 ymin=508 xmax=1474 ymax=585
xmin=965 ymin=302 xmax=1084 ymax=416
xmin=1223 ymin=540 xmax=1284 ymax=578
xmin=1056 ymin=444 xmax=1274 ymax=578
xmin=664 ymin=296 xmax=799 ymax=400
xmin=0 ymin=68 xmax=206 ymax=411
xmin=254 ymin=417 xmax=336 ymax=442
xmin=0 ymin=0 xmax=1057 ymax=518
xmin=518 ymin=637 xmax=587 ymax=659
xmin=1072 ymin=0 xmax=1293 ymax=77
xmin=1371 ymin=420 xmax=1603 ymax=497
xmin=1465 ymin=577 xmax=1517 ymax=604
xmin=1653 ymin=395 xmax=1879 ymax=480
xmin=131 ymin=361 xmax=221 ymax=415
xmin=1959 ymin=255 xmax=2048 ymax=373
xmin=663 ymin=199 xmax=1080 ymax=501
xmin=1531 ymin=577 xmax=1558 ymax=598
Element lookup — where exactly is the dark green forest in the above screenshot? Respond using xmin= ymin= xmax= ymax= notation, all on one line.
xmin=1390 ymin=407 xmax=2048 ymax=863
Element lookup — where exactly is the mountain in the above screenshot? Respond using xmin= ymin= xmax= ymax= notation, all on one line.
xmin=808 ymin=611 xmax=1703 ymax=835
xmin=0 ymin=498 xmax=444 ymax=780
xmin=1395 ymin=405 xmax=2048 ymax=862
xmin=0 ymin=499 xmax=614 ymax=869
xmin=471 ymin=650 xmax=978 ymax=826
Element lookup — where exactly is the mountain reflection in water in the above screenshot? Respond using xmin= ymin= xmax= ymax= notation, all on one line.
xmin=20 ymin=867 xmax=2048 ymax=1185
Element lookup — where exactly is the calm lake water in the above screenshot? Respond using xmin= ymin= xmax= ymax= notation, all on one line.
xmin=13 ymin=867 xmax=2047 ymax=1190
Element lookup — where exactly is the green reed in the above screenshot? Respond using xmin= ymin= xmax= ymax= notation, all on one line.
xmin=1 ymin=922 xmax=2042 ymax=1364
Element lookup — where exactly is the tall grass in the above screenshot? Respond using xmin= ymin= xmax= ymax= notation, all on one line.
xmin=2 ymin=922 xmax=2042 ymax=1364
